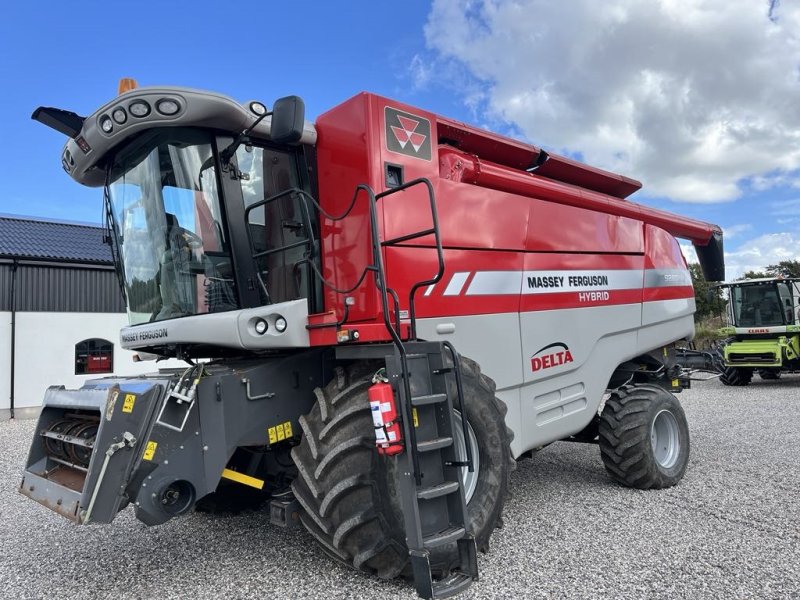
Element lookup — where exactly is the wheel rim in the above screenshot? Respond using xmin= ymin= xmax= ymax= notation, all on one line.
xmin=650 ymin=409 xmax=680 ymax=469
xmin=452 ymin=411 xmax=480 ymax=503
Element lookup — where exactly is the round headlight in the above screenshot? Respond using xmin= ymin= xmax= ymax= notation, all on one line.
xmin=250 ymin=101 xmax=267 ymax=116
xmin=274 ymin=317 xmax=287 ymax=332
xmin=254 ymin=319 xmax=268 ymax=335
xmin=112 ymin=108 xmax=127 ymax=124
xmin=156 ymin=98 xmax=180 ymax=116
xmin=129 ymin=100 xmax=150 ymax=117
xmin=99 ymin=116 xmax=113 ymax=133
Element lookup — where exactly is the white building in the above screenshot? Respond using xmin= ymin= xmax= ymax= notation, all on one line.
xmin=1 ymin=215 xmax=181 ymax=419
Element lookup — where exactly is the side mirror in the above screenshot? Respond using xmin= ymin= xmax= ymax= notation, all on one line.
xmin=270 ymin=96 xmax=305 ymax=144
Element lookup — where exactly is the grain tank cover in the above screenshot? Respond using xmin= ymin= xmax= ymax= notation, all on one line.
xmin=436 ymin=116 xmax=642 ymax=199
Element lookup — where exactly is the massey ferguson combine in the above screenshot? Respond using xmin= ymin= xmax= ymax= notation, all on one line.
xmin=22 ymin=82 xmax=724 ymax=598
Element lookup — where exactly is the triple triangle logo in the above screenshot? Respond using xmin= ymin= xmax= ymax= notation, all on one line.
xmin=385 ymin=106 xmax=432 ymax=161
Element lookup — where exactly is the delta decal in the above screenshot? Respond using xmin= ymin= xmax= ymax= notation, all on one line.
xmin=385 ymin=107 xmax=432 ymax=161
xmin=531 ymin=342 xmax=574 ymax=372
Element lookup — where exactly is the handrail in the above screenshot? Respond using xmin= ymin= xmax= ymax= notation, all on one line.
xmin=375 ymin=178 xmax=445 ymax=340
xmin=243 ymin=187 xmax=317 ymax=265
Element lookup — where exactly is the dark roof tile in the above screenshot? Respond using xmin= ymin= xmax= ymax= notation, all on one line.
xmin=0 ymin=215 xmax=113 ymax=263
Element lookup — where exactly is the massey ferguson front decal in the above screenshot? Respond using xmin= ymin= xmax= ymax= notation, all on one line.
xmin=531 ymin=342 xmax=574 ymax=372
xmin=385 ymin=107 xmax=432 ymax=161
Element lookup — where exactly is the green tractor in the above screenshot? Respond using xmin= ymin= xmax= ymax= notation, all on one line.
xmin=715 ymin=277 xmax=800 ymax=385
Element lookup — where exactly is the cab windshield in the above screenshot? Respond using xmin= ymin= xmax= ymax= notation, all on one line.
xmin=106 ymin=129 xmax=238 ymax=325
xmin=730 ymin=282 xmax=792 ymax=327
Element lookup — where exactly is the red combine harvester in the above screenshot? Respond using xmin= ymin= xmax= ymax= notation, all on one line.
xmin=22 ymin=83 xmax=723 ymax=598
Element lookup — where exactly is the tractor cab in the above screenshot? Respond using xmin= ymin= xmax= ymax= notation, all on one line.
xmin=35 ymin=87 xmax=320 ymax=358
xmin=722 ymin=278 xmax=800 ymax=331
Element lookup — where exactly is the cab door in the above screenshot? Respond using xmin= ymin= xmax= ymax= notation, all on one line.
xmin=233 ymin=144 xmax=318 ymax=308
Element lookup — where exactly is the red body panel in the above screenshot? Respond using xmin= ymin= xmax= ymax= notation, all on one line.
xmin=311 ymin=93 xmax=713 ymax=345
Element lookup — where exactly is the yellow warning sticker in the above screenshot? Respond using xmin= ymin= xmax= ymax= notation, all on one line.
xmin=122 ymin=394 xmax=136 ymax=413
xmin=412 ymin=408 xmax=419 ymax=428
xmin=143 ymin=441 xmax=158 ymax=461
xmin=268 ymin=421 xmax=295 ymax=445
xmin=671 ymin=379 xmax=680 ymax=388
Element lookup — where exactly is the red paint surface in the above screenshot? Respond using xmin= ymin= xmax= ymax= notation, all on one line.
xmin=310 ymin=93 xmax=710 ymax=345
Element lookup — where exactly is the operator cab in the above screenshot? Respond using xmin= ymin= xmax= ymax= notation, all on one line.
xmin=726 ymin=279 xmax=800 ymax=328
xmin=34 ymin=86 xmax=321 ymax=357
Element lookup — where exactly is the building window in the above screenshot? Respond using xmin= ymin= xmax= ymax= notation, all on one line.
xmin=75 ymin=338 xmax=114 ymax=375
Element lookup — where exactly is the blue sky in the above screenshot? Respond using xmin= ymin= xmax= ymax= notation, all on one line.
xmin=1 ymin=1 xmax=798 ymax=277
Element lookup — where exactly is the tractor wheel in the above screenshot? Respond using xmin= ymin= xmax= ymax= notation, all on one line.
xmin=599 ymin=384 xmax=690 ymax=489
xmin=719 ymin=367 xmax=753 ymax=386
xmin=758 ymin=368 xmax=781 ymax=380
xmin=290 ymin=357 xmax=514 ymax=580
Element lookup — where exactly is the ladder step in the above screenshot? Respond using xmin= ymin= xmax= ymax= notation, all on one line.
xmin=424 ymin=526 xmax=465 ymax=549
xmin=417 ymin=480 xmax=460 ymax=501
xmin=411 ymin=393 xmax=448 ymax=407
xmin=432 ymin=572 xmax=475 ymax=599
xmin=417 ymin=436 xmax=453 ymax=452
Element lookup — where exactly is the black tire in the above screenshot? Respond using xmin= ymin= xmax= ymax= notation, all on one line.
xmin=758 ymin=368 xmax=781 ymax=380
xmin=599 ymin=384 xmax=690 ymax=489
xmin=290 ymin=357 xmax=514 ymax=580
xmin=719 ymin=367 xmax=753 ymax=386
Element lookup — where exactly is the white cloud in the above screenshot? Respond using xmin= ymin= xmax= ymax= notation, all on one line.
xmin=409 ymin=54 xmax=433 ymax=89
xmin=679 ymin=241 xmax=698 ymax=264
xmin=770 ymin=198 xmax=800 ymax=216
xmin=722 ymin=224 xmax=753 ymax=240
xmin=423 ymin=0 xmax=800 ymax=203
xmin=724 ymin=232 xmax=800 ymax=278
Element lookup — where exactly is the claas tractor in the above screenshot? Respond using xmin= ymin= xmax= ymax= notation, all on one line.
xmin=21 ymin=81 xmax=724 ymax=599
xmin=714 ymin=277 xmax=800 ymax=385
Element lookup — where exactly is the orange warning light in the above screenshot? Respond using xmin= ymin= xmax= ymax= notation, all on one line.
xmin=118 ymin=78 xmax=139 ymax=95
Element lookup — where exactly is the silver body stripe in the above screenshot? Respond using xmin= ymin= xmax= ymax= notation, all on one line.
xmin=522 ymin=270 xmax=642 ymax=294
xmin=443 ymin=272 xmax=471 ymax=296
xmin=462 ymin=269 xmax=691 ymax=297
xmin=467 ymin=271 xmax=523 ymax=295
xmin=643 ymin=269 xmax=693 ymax=287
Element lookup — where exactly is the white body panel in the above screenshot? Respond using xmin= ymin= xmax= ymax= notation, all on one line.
xmin=418 ymin=297 xmax=695 ymax=458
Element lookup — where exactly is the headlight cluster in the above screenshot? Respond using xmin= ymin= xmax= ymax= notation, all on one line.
xmin=97 ymin=96 xmax=183 ymax=134
xmin=253 ymin=315 xmax=288 ymax=335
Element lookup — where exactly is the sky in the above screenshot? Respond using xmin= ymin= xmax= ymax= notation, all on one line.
xmin=0 ymin=0 xmax=798 ymax=279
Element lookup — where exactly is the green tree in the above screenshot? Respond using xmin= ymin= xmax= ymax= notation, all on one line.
xmin=740 ymin=269 xmax=767 ymax=280
xmin=689 ymin=263 xmax=724 ymax=319
xmin=765 ymin=260 xmax=800 ymax=278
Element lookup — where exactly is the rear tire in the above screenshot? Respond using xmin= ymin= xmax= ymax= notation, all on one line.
xmin=758 ymin=368 xmax=781 ymax=380
xmin=599 ymin=384 xmax=690 ymax=489
xmin=720 ymin=367 xmax=753 ymax=386
xmin=290 ymin=357 xmax=513 ymax=580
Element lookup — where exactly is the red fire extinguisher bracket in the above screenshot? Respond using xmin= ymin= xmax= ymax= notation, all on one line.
xmin=369 ymin=381 xmax=404 ymax=456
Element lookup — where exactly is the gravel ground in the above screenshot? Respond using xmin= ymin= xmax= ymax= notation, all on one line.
xmin=1 ymin=376 xmax=799 ymax=599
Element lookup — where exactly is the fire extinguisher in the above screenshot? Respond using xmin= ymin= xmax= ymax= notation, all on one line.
xmin=369 ymin=371 xmax=404 ymax=456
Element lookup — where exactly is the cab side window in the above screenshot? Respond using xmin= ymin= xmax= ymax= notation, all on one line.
xmin=237 ymin=146 xmax=310 ymax=305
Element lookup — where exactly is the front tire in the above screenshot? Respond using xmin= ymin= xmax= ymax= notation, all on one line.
xmin=758 ymin=368 xmax=781 ymax=380
xmin=599 ymin=384 xmax=690 ymax=489
xmin=719 ymin=367 xmax=753 ymax=386
xmin=290 ymin=357 xmax=513 ymax=580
